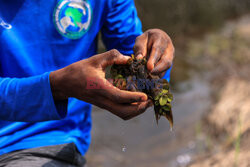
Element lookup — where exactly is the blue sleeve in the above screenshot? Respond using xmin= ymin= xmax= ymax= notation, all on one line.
xmin=101 ymin=0 xmax=143 ymax=55
xmin=0 ymin=72 xmax=68 ymax=122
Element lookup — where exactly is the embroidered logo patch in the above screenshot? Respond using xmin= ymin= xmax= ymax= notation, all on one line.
xmin=0 ymin=17 xmax=12 ymax=30
xmin=53 ymin=0 xmax=92 ymax=39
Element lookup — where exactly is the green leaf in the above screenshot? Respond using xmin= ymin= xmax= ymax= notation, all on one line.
xmin=162 ymin=79 xmax=170 ymax=89
xmin=167 ymin=98 xmax=172 ymax=102
xmin=168 ymin=93 xmax=173 ymax=100
xmin=161 ymin=89 xmax=168 ymax=94
xmin=159 ymin=96 xmax=168 ymax=106
xmin=166 ymin=103 xmax=171 ymax=108
xmin=115 ymin=74 xmax=123 ymax=79
xmin=159 ymin=108 xmax=163 ymax=114
xmin=155 ymin=94 xmax=160 ymax=101
xmin=162 ymin=105 xmax=171 ymax=111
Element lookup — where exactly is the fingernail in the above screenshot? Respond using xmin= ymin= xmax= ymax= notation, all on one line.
xmin=140 ymin=96 xmax=147 ymax=102
xmin=137 ymin=54 xmax=143 ymax=59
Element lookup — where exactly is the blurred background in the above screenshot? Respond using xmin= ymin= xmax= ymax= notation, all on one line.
xmin=86 ymin=0 xmax=250 ymax=166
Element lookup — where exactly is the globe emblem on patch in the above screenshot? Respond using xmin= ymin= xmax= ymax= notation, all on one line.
xmin=53 ymin=0 xmax=92 ymax=39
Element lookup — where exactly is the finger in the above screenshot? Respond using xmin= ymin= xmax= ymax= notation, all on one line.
xmin=97 ymin=49 xmax=131 ymax=68
xmin=98 ymin=80 xmax=148 ymax=103
xmin=131 ymin=99 xmax=153 ymax=106
xmin=97 ymin=98 xmax=152 ymax=120
xmin=151 ymin=57 xmax=172 ymax=75
xmin=151 ymin=44 xmax=174 ymax=74
xmin=133 ymin=33 xmax=148 ymax=59
xmin=121 ymin=100 xmax=152 ymax=120
xmin=147 ymin=41 xmax=167 ymax=72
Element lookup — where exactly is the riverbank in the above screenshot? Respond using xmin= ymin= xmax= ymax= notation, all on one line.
xmin=188 ymin=15 xmax=250 ymax=167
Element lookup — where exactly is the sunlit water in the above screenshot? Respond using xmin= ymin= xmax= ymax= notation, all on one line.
xmin=88 ymin=75 xmax=211 ymax=167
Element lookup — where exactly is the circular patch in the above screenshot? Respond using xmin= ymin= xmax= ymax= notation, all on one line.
xmin=53 ymin=0 xmax=92 ymax=39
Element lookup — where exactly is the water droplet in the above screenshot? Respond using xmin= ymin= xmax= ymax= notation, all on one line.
xmin=122 ymin=146 xmax=126 ymax=152
xmin=170 ymin=127 xmax=174 ymax=132
xmin=176 ymin=154 xmax=191 ymax=166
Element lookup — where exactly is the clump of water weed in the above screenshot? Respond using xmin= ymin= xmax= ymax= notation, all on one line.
xmin=111 ymin=55 xmax=174 ymax=128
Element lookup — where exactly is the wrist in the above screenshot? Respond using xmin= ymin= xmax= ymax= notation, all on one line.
xmin=49 ymin=69 xmax=68 ymax=100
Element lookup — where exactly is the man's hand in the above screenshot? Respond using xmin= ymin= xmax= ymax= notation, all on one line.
xmin=50 ymin=49 xmax=152 ymax=120
xmin=133 ymin=29 xmax=175 ymax=77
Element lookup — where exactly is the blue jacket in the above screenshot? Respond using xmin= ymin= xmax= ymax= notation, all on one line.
xmin=0 ymin=0 xmax=171 ymax=155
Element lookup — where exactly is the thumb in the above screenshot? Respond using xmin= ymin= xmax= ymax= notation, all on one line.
xmin=98 ymin=49 xmax=130 ymax=68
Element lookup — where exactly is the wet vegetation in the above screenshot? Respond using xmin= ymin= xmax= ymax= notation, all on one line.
xmin=111 ymin=55 xmax=173 ymax=127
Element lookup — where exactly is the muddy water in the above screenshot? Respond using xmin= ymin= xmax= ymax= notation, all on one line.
xmin=86 ymin=74 xmax=212 ymax=167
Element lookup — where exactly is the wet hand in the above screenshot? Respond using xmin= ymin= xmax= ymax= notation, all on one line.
xmin=50 ymin=49 xmax=151 ymax=120
xmin=133 ymin=29 xmax=175 ymax=77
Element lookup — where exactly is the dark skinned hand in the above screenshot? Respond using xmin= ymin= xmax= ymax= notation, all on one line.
xmin=50 ymin=49 xmax=152 ymax=120
xmin=133 ymin=29 xmax=175 ymax=77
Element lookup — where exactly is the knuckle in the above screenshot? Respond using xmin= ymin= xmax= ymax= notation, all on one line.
xmin=109 ymin=49 xmax=120 ymax=58
xmin=148 ymin=29 xmax=158 ymax=35
xmin=159 ymin=46 xmax=166 ymax=54
xmin=89 ymin=58 xmax=98 ymax=67
xmin=152 ymin=45 xmax=165 ymax=54
xmin=151 ymin=33 xmax=159 ymax=39
xmin=161 ymin=37 xmax=169 ymax=44
xmin=105 ymin=49 xmax=121 ymax=63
